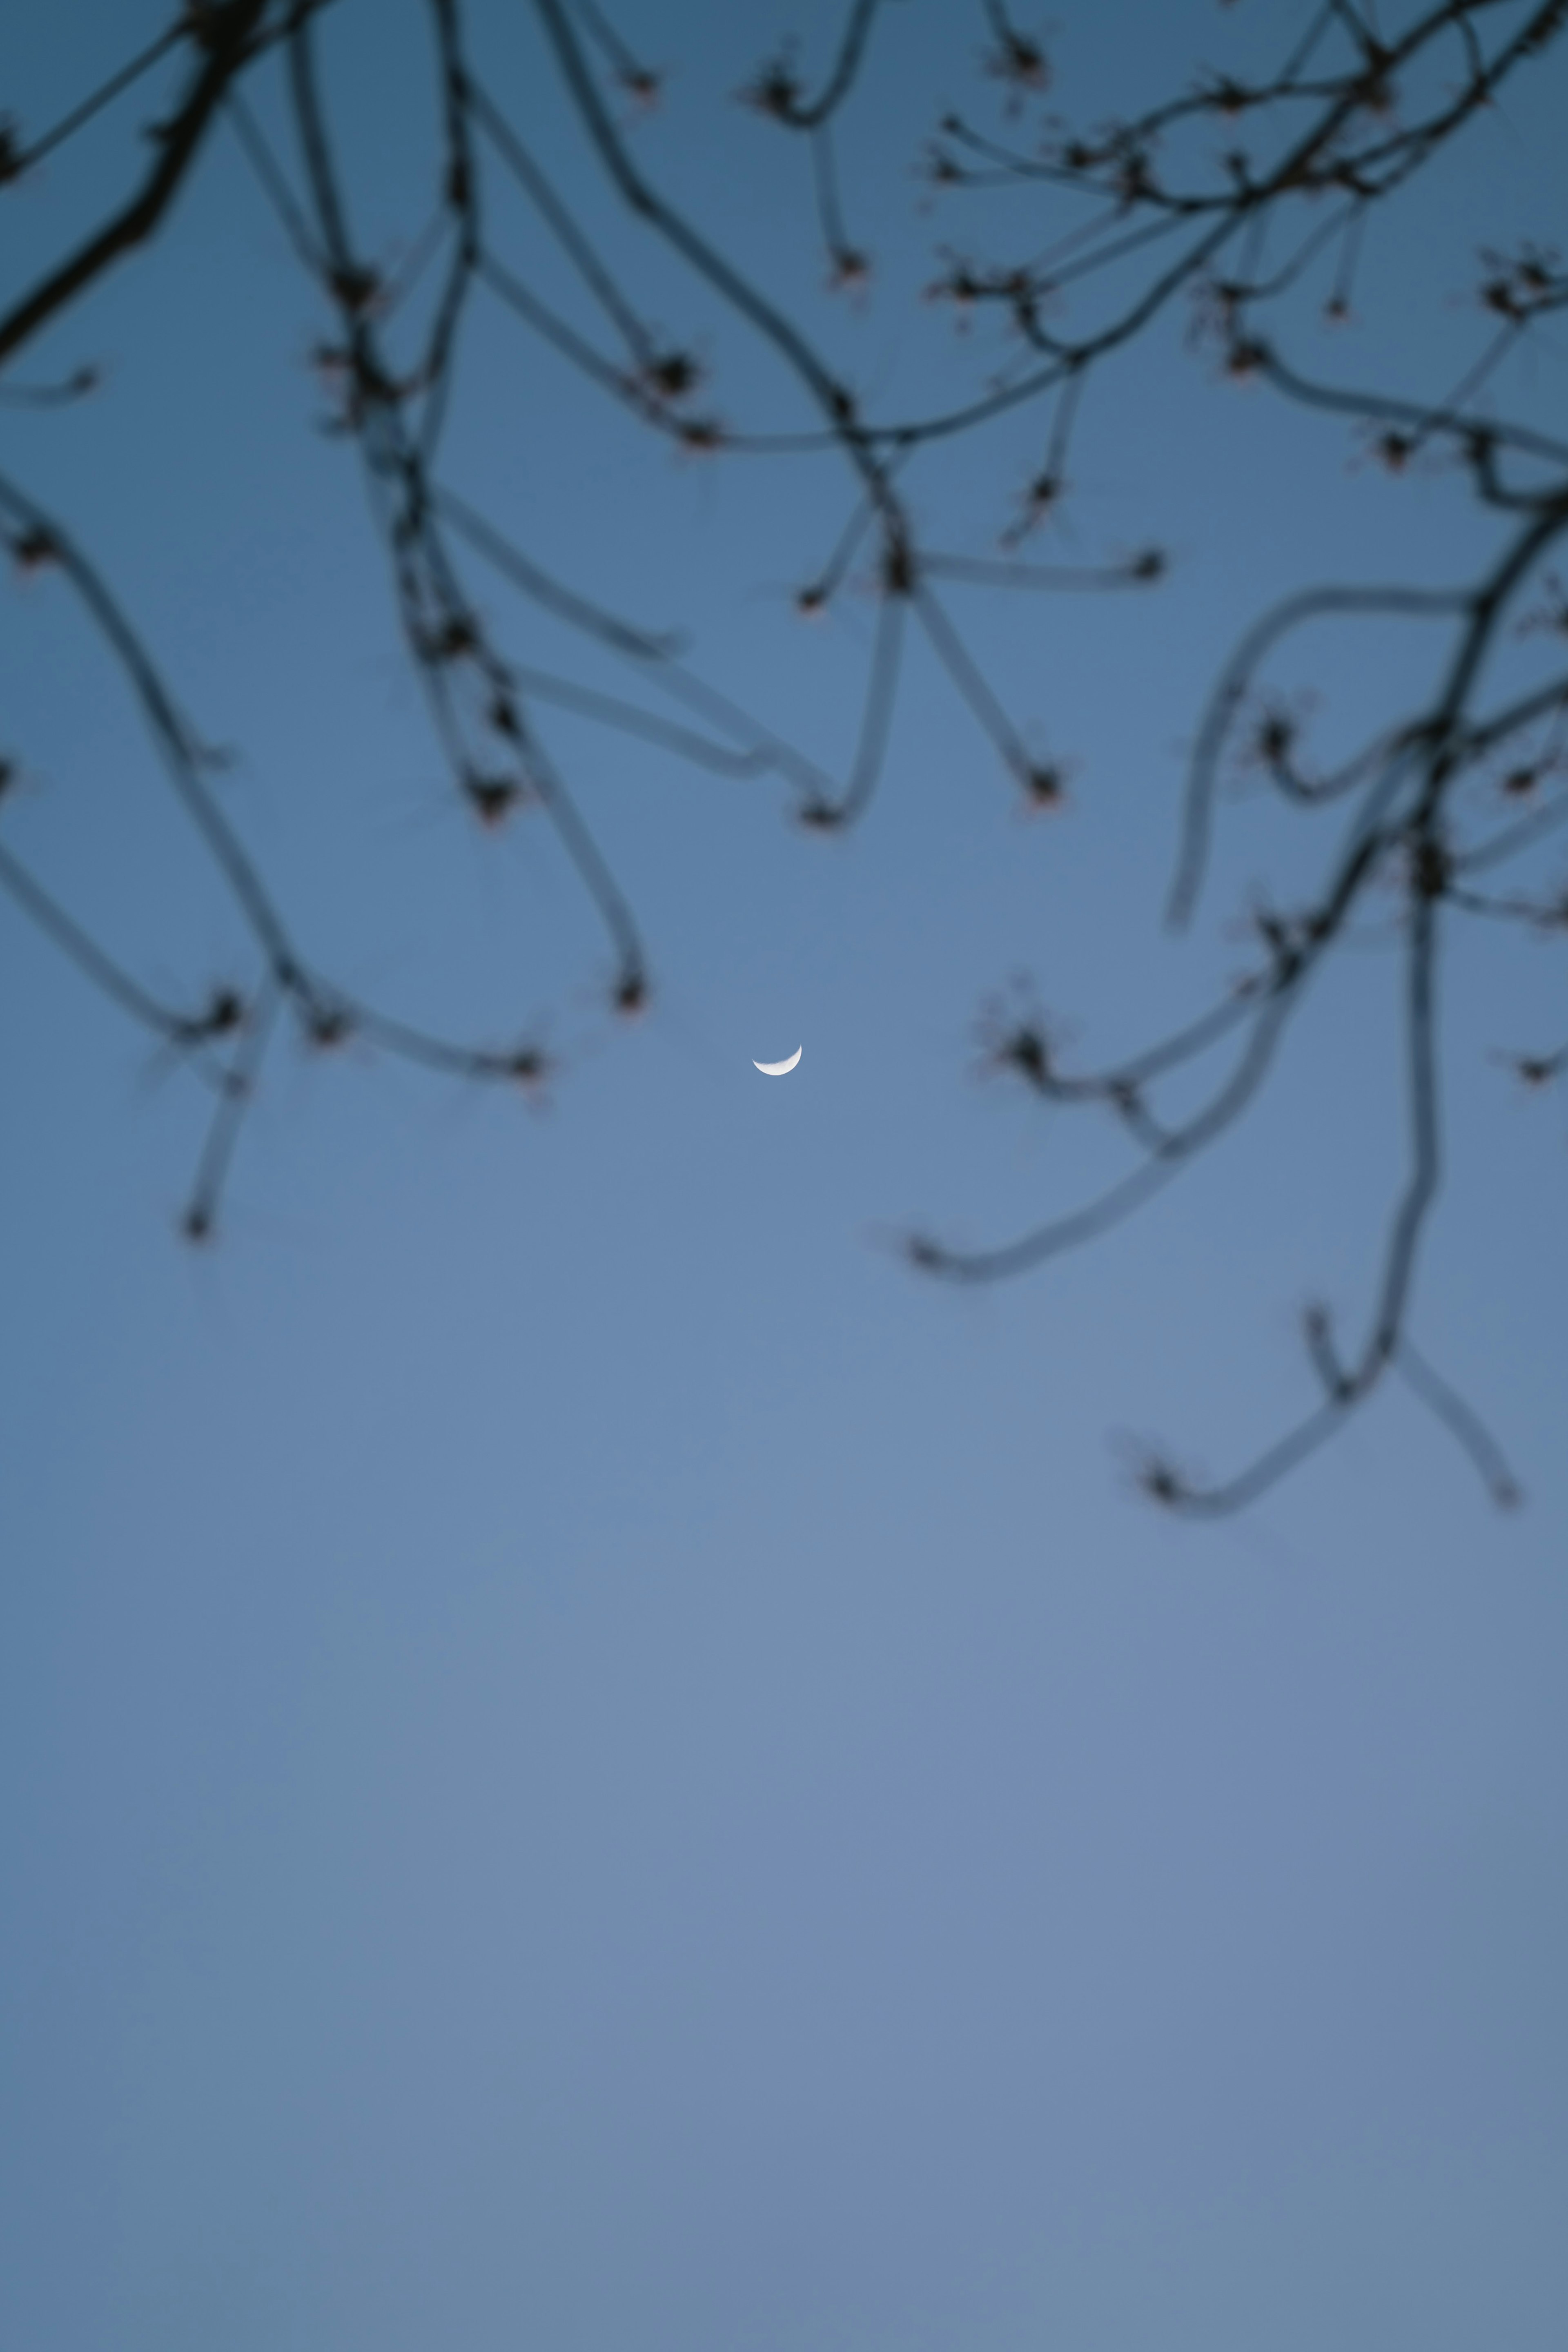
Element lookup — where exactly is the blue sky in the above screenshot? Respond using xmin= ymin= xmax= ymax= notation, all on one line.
xmin=2 ymin=3 xmax=1566 ymax=2346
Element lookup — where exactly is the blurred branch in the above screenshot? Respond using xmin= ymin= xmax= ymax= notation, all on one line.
xmin=0 ymin=2 xmax=272 ymax=370
xmin=2 ymin=0 xmax=1565 ymax=1510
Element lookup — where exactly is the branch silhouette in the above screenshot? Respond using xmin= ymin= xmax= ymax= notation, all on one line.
xmin=3 ymin=0 xmax=1564 ymax=1511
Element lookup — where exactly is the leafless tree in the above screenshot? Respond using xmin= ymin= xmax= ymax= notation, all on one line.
xmin=3 ymin=0 xmax=1565 ymax=1512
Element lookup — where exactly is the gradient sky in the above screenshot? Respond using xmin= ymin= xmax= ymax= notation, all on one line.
xmin=2 ymin=4 xmax=1566 ymax=2347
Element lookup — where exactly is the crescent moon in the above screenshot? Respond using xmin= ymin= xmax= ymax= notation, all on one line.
xmin=753 ymin=1046 xmax=802 ymax=1076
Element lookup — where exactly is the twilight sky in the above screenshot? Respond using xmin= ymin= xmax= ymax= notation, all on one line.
xmin=2 ymin=3 xmax=1566 ymax=2347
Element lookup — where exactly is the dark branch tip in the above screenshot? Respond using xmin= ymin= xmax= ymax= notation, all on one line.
xmin=1020 ymin=761 xmax=1068 ymax=811
xmin=11 ymin=525 xmax=60 ymax=571
xmin=640 ymin=347 xmax=703 ymax=404
xmin=742 ymin=56 xmax=803 ymax=124
xmin=996 ymin=1025 xmax=1049 ymax=1087
xmin=463 ymin=773 xmax=526 ymax=827
xmin=1137 ymin=1456 xmax=1189 ymax=1509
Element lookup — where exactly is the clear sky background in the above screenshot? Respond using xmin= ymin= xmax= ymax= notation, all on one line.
xmin=2 ymin=3 xmax=1566 ymax=2346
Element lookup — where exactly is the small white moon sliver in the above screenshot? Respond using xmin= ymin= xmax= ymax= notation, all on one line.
xmin=753 ymin=1046 xmax=803 ymax=1076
